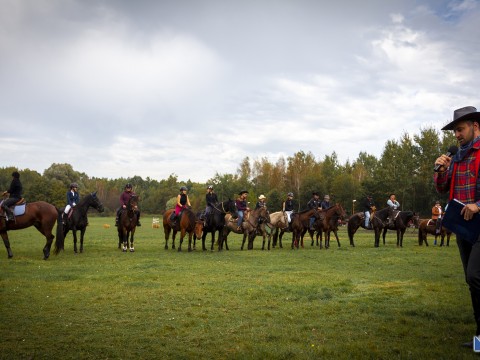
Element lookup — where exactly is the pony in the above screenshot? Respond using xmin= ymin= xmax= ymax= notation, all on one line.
xmin=117 ymin=194 xmax=138 ymax=252
xmin=62 ymin=192 xmax=104 ymax=254
xmin=220 ymin=206 xmax=270 ymax=250
xmin=0 ymin=200 xmax=64 ymax=259
xmin=163 ymin=208 xmax=203 ymax=252
xmin=308 ymin=203 xmax=347 ymax=249
xmin=291 ymin=208 xmax=320 ymax=249
xmin=380 ymin=210 xmax=417 ymax=247
xmin=418 ymin=219 xmax=452 ymax=247
xmin=199 ymin=199 xmax=237 ymax=251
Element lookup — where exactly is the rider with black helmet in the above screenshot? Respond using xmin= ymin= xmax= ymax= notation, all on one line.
xmin=115 ymin=183 xmax=141 ymax=226
xmin=203 ymin=185 xmax=218 ymax=225
xmin=2 ymin=171 xmax=23 ymax=221
xmin=62 ymin=182 xmax=79 ymax=224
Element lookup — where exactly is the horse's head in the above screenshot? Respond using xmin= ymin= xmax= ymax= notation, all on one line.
xmin=412 ymin=213 xmax=420 ymax=228
xmin=194 ymin=220 xmax=204 ymax=239
xmin=226 ymin=199 xmax=239 ymax=218
xmin=335 ymin=203 xmax=347 ymax=220
xmin=128 ymin=195 xmax=139 ymax=210
xmin=89 ymin=192 xmax=105 ymax=213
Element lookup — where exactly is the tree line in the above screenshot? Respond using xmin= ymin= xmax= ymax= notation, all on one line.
xmin=0 ymin=127 xmax=456 ymax=217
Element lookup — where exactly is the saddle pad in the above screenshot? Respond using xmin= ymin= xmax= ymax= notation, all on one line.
xmin=14 ymin=204 xmax=26 ymax=216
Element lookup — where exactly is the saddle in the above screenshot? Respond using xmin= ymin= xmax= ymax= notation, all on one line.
xmin=0 ymin=199 xmax=26 ymax=221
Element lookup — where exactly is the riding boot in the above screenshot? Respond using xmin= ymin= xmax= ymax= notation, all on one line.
xmin=115 ymin=216 xmax=119 ymax=226
xmin=136 ymin=211 xmax=141 ymax=226
xmin=62 ymin=212 xmax=67 ymax=225
xmin=5 ymin=208 xmax=14 ymax=222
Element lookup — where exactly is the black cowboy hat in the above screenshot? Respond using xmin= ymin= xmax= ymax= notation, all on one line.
xmin=312 ymin=191 xmax=319 ymax=196
xmin=442 ymin=106 xmax=480 ymax=130
xmin=238 ymin=190 xmax=248 ymax=195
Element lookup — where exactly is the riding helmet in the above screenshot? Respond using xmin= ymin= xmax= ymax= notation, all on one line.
xmin=125 ymin=183 xmax=133 ymax=189
xmin=180 ymin=186 xmax=188 ymax=191
xmin=12 ymin=171 xmax=20 ymax=179
xmin=207 ymin=185 xmax=213 ymax=189
xmin=287 ymin=192 xmax=294 ymax=197
xmin=70 ymin=183 xmax=78 ymax=189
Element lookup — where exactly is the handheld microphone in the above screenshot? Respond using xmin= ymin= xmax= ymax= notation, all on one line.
xmin=434 ymin=145 xmax=458 ymax=172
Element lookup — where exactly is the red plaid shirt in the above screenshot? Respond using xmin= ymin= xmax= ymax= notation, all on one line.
xmin=434 ymin=137 xmax=480 ymax=207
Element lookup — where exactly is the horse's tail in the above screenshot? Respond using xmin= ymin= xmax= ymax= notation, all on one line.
xmin=54 ymin=208 xmax=65 ymax=254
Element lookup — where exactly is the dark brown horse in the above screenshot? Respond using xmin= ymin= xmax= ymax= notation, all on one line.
xmin=308 ymin=203 xmax=347 ymax=249
xmin=291 ymin=208 xmax=320 ymax=249
xmin=163 ymin=208 xmax=203 ymax=252
xmin=380 ymin=210 xmax=417 ymax=247
xmin=418 ymin=218 xmax=452 ymax=247
xmin=0 ymin=201 xmax=64 ymax=259
xmin=117 ymin=194 xmax=138 ymax=252
xmin=62 ymin=192 xmax=104 ymax=254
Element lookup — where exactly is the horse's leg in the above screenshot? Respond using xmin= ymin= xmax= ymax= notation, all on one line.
xmin=382 ymin=228 xmax=387 ymax=245
xmin=187 ymin=232 xmax=193 ymax=252
xmin=399 ymin=229 xmax=405 ymax=247
xmin=272 ymin=227 xmax=278 ymax=248
xmin=374 ymin=228 xmax=380 ymax=247
xmin=35 ymin=223 xmax=55 ymax=260
xmin=178 ymin=229 xmax=185 ymax=252
xmin=79 ymin=228 xmax=86 ymax=253
xmin=241 ymin=232 xmax=247 ymax=250
xmin=334 ymin=230 xmax=341 ymax=248
xmin=130 ymin=229 xmax=135 ymax=252
xmin=172 ymin=230 xmax=177 ymax=250
xmin=72 ymin=229 xmax=78 ymax=254
xmin=1 ymin=232 xmax=13 ymax=259
xmin=439 ymin=232 xmax=444 ymax=247
xmin=279 ymin=229 xmax=284 ymax=248
xmin=201 ymin=231 xmax=207 ymax=251
xmin=211 ymin=232 xmax=215 ymax=251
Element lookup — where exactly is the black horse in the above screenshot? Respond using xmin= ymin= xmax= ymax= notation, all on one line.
xmin=381 ymin=210 xmax=416 ymax=247
xmin=62 ymin=192 xmax=104 ymax=253
xmin=200 ymin=199 xmax=238 ymax=251
xmin=348 ymin=207 xmax=414 ymax=247
xmin=117 ymin=194 xmax=138 ymax=252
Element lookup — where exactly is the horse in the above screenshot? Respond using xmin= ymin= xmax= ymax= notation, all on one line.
xmin=199 ymin=199 xmax=237 ymax=251
xmin=418 ymin=219 xmax=452 ymax=247
xmin=266 ymin=211 xmax=290 ymax=248
xmin=62 ymin=192 xmax=104 ymax=254
xmin=220 ymin=206 xmax=270 ymax=250
xmin=308 ymin=203 xmax=347 ymax=249
xmin=0 ymin=200 xmax=64 ymax=259
xmin=291 ymin=208 xmax=320 ymax=249
xmin=117 ymin=194 xmax=139 ymax=252
xmin=380 ymin=210 xmax=417 ymax=247
xmin=163 ymin=208 xmax=203 ymax=252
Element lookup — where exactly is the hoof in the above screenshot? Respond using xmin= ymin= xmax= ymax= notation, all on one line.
xmin=130 ymin=248 xmax=135 ymax=252
xmin=164 ymin=246 xmax=168 ymax=250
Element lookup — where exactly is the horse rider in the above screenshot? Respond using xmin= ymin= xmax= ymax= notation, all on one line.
xmin=363 ymin=195 xmax=375 ymax=229
xmin=2 ymin=171 xmax=23 ymax=221
xmin=115 ymin=183 xmax=141 ymax=227
xmin=431 ymin=200 xmax=443 ymax=235
xmin=282 ymin=192 xmax=295 ymax=229
xmin=171 ymin=186 xmax=191 ymax=223
xmin=255 ymin=194 xmax=267 ymax=209
xmin=320 ymin=194 xmax=331 ymax=210
xmin=203 ymin=185 xmax=218 ymax=226
xmin=307 ymin=192 xmax=321 ymax=230
xmin=386 ymin=193 xmax=400 ymax=227
xmin=236 ymin=190 xmax=250 ymax=231
xmin=63 ymin=182 xmax=79 ymax=225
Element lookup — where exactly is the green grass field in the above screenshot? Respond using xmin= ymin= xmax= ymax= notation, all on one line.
xmin=0 ymin=217 xmax=477 ymax=359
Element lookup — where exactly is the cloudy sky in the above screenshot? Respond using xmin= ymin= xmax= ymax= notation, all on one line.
xmin=1 ymin=0 xmax=479 ymax=182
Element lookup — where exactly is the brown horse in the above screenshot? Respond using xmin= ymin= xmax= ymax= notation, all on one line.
xmin=220 ymin=206 xmax=270 ymax=250
xmin=380 ymin=210 xmax=417 ymax=247
xmin=308 ymin=203 xmax=347 ymax=249
xmin=0 ymin=201 xmax=64 ymax=259
xmin=163 ymin=208 xmax=203 ymax=252
xmin=418 ymin=219 xmax=452 ymax=247
xmin=291 ymin=208 xmax=320 ymax=249
xmin=117 ymin=194 xmax=138 ymax=252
